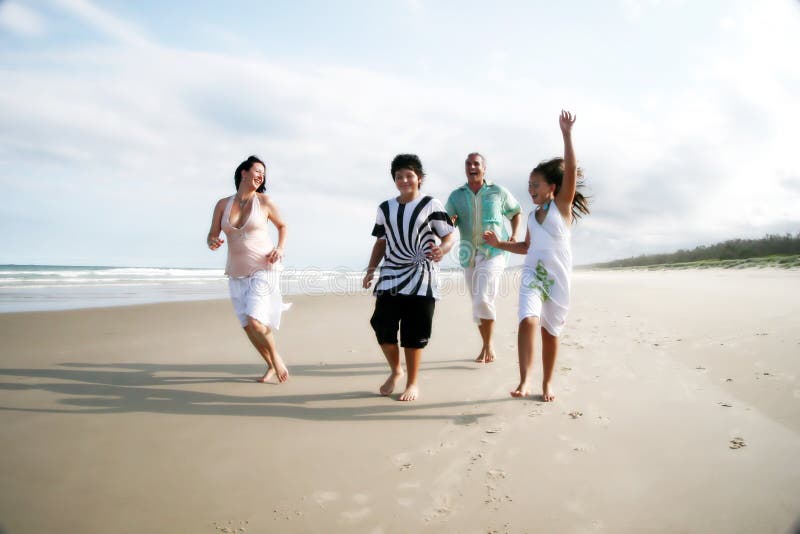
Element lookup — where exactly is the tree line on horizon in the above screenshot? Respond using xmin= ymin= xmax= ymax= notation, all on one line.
xmin=591 ymin=233 xmax=800 ymax=268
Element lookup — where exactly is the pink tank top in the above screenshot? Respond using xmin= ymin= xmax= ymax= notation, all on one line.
xmin=221 ymin=195 xmax=276 ymax=277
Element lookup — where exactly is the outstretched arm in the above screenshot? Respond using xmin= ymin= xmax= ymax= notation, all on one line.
xmin=555 ymin=110 xmax=577 ymax=221
xmin=207 ymin=198 xmax=226 ymax=250
xmin=483 ymin=228 xmax=530 ymax=255
xmin=362 ymin=238 xmax=387 ymax=288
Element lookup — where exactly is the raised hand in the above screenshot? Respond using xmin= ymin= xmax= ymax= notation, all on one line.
xmin=559 ymin=109 xmax=576 ymax=134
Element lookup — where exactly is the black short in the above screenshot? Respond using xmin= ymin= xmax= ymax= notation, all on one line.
xmin=370 ymin=294 xmax=436 ymax=349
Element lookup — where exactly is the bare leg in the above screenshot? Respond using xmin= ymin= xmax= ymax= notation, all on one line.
xmin=475 ymin=319 xmax=496 ymax=363
xmin=378 ymin=343 xmax=404 ymax=396
xmin=541 ymin=327 xmax=559 ymax=402
xmin=399 ymin=347 xmax=423 ymax=401
xmin=244 ymin=317 xmax=288 ymax=383
xmin=511 ymin=317 xmax=537 ymax=397
xmin=243 ymin=327 xmax=275 ymax=383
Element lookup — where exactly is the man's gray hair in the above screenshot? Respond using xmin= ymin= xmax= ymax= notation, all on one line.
xmin=466 ymin=152 xmax=487 ymax=167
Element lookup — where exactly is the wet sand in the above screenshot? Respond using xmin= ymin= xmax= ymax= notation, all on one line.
xmin=1 ymin=269 xmax=799 ymax=533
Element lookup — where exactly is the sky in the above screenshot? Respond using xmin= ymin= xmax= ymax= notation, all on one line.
xmin=1 ymin=0 xmax=799 ymax=270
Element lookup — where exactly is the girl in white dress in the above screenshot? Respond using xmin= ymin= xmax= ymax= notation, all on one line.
xmin=484 ymin=110 xmax=590 ymax=401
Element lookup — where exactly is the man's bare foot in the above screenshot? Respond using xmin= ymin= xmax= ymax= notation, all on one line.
xmin=475 ymin=347 xmax=495 ymax=363
xmin=510 ymin=382 xmax=532 ymax=397
xmin=256 ymin=368 xmax=276 ymax=383
xmin=379 ymin=371 xmax=404 ymax=396
xmin=542 ymin=383 xmax=556 ymax=402
xmin=398 ymin=384 xmax=419 ymax=401
xmin=271 ymin=354 xmax=289 ymax=382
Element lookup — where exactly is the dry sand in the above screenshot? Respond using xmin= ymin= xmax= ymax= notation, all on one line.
xmin=1 ymin=269 xmax=799 ymax=533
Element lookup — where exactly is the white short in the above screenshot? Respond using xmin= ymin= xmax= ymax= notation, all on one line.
xmin=518 ymin=271 xmax=568 ymax=337
xmin=228 ymin=270 xmax=290 ymax=329
xmin=464 ymin=253 xmax=505 ymax=323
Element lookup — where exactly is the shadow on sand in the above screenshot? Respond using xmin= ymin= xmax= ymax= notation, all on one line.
xmin=0 ymin=359 xmax=509 ymax=423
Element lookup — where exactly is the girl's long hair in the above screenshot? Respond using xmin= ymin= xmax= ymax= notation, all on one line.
xmin=532 ymin=157 xmax=590 ymax=220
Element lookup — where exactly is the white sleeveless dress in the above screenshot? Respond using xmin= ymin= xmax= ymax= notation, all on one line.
xmin=519 ymin=202 xmax=572 ymax=336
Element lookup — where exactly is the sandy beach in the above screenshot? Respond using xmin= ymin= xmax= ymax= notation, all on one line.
xmin=1 ymin=269 xmax=799 ymax=533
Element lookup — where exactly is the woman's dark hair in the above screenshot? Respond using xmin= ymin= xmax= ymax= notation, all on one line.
xmin=390 ymin=154 xmax=425 ymax=187
xmin=234 ymin=155 xmax=266 ymax=193
xmin=531 ymin=157 xmax=590 ymax=220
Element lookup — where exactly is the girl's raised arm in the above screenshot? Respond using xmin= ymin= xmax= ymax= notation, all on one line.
xmin=555 ymin=110 xmax=577 ymax=221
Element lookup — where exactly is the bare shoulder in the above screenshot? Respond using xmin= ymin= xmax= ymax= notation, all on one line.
xmin=214 ymin=196 xmax=230 ymax=210
xmin=257 ymin=192 xmax=275 ymax=208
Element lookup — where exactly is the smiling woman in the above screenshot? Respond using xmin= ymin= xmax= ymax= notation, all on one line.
xmin=207 ymin=155 xmax=291 ymax=384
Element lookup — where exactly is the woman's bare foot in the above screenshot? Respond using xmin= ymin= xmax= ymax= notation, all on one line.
xmin=510 ymin=382 xmax=532 ymax=397
xmin=379 ymin=371 xmax=404 ymax=396
xmin=398 ymin=384 xmax=419 ymax=401
xmin=271 ymin=354 xmax=289 ymax=382
xmin=256 ymin=368 xmax=276 ymax=383
xmin=542 ymin=383 xmax=556 ymax=402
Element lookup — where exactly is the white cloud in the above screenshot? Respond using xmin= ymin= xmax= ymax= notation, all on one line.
xmin=51 ymin=0 xmax=151 ymax=47
xmin=0 ymin=2 xmax=45 ymax=36
xmin=0 ymin=1 xmax=798 ymax=268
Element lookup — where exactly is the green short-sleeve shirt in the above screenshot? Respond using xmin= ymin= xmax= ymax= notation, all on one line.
xmin=445 ymin=180 xmax=521 ymax=267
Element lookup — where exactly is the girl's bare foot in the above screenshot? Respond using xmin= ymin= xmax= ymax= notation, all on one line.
xmin=271 ymin=354 xmax=289 ymax=382
xmin=510 ymin=382 xmax=532 ymax=397
xmin=542 ymin=383 xmax=556 ymax=402
xmin=379 ymin=371 xmax=403 ymax=396
xmin=398 ymin=384 xmax=419 ymax=401
xmin=256 ymin=368 xmax=276 ymax=383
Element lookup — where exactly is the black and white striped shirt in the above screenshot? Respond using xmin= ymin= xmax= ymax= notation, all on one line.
xmin=372 ymin=195 xmax=455 ymax=299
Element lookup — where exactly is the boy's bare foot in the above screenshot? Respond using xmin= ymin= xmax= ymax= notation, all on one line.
xmin=256 ymin=368 xmax=276 ymax=383
xmin=510 ymin=382 xmax=532 ymax=397
xmin=542 ymin=383 xmax=556 ymax=402
xmin=272 ymin=354 xmax=289 ymax=382
xmin=398 ymin=384 xmax=419 ymax=401
xmin=379 ymin=371 xmax=404 ymax=396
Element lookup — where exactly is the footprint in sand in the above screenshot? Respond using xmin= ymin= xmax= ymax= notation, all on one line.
xmin=213 ymin=520 xmax=249 ymax=533
xmin=340 ymin=507 xmax=371 ymax=522
xmin=313 ymin=491 xmax=340 ymax=507
xmin=568 ymin=411 xmax=583 ymax=419
xmin=718 ymin=402 xmax=733 ymax=408
xmin=729 ymin=437 xmax=746 ymax=449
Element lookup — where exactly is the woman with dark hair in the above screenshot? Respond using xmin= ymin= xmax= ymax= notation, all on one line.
xmin=207 ymin=155 xmax=290 ymax=383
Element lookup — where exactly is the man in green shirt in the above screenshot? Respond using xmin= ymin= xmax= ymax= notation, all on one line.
xmin=445 ymin=152 xmax=522 ymax=363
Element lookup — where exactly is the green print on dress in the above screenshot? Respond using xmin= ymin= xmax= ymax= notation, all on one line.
xmin=528 ymin=260 xmax=555 ymax=301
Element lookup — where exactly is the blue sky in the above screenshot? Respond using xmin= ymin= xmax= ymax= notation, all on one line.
xmin=1 ymin=0 xmax=799 ymax=269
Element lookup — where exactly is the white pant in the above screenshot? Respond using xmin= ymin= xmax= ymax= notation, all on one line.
xmin=464 ymin=254 xmax=505 ymax=323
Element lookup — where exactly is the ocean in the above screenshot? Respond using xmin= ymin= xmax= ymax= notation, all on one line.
xmin=0 ymin=265 xmax=469 ymax=313
xmin=0 ymin=265 xmax=364 ymax=313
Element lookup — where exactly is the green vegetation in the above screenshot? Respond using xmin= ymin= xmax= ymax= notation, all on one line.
xmin=589 ymin=233 xmax=800 ymax=270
